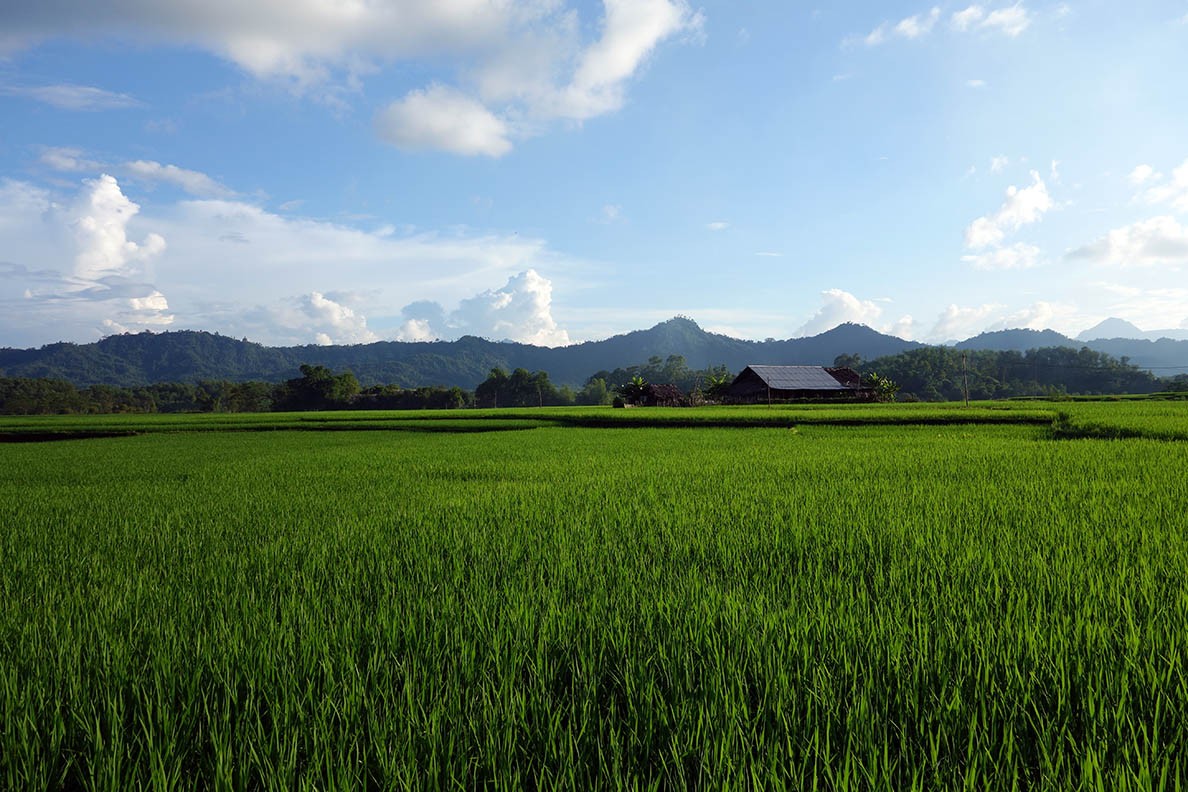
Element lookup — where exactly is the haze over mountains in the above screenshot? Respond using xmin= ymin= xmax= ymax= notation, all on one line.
xmin=2 ymin=317 xmax=1186 ymax=388
xmin=1075 ymin=318 xmax=1188 ymax=343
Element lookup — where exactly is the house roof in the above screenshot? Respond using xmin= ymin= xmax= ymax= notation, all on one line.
xmin=742 ymin=365 xmax=851 ymax=391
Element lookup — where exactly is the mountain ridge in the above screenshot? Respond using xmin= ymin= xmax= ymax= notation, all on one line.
xmin=2 ymin=317 xmax=1186 ymax=387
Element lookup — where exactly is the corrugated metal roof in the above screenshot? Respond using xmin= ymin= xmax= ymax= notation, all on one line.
xmin=745 ymin=365 xmax=849 ymax=390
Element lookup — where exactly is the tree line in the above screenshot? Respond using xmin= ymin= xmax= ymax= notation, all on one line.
xmin=2 ymin=349 xmax=1185 ymax=415
xmin=835 ymin=346 xmax=1188 ymax=401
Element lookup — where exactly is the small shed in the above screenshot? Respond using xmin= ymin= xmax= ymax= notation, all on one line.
xmin=641 ymin=383 xmax=685 ymax=407
xmin=725 ymin=365 xmax=872 ymax=403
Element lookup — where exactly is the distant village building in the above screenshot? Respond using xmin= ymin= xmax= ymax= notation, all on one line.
xmin=725 ymin=365 xmax=873 ymax=403
xmin=641 ymin=383 xmax=685 ymax=407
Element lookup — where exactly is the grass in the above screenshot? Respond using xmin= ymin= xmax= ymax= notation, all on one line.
xmin=2 ymin=402 xmax=1188 ymax=788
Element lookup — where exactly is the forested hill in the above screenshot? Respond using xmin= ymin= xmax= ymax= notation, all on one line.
xmin=0 ymin=319 xmax=923 ymax=388
xmin=1 ymin=317 xmax=1184 ymax=388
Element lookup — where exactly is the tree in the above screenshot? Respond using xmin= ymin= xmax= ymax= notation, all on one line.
xmin=863 ymin=372 xmax=900 ymax=403
xmin=703 ymin=372 xmax=732 ymax=402
xmin=275 ymin=364 xmax=362 ymax=410
xmin=577 ymin=377 xmax=612 ymax=405
xmin=617 ymin=375 xmax=649 ymax=405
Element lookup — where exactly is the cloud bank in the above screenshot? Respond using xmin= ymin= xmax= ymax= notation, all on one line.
xmin=397 ymin=269 xmax=571 ymax=346
xmin=0 ymin=173 xmax=576 ymax=346
xmin=1 ymin=0 xmax=702 ymax=156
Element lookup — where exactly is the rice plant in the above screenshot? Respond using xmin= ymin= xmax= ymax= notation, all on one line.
xmin=2 ymin=417 xmax=1186 ymax=788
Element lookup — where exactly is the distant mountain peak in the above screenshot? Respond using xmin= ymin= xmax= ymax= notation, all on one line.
xmin=653 ymin=315 xmax=702 ymax=330
xmin=1076 ymin=317 xmax=1145 ymax=341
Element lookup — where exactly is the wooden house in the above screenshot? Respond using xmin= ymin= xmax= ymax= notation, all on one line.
xmin=724 ymin=365 xmax=873 ymax=403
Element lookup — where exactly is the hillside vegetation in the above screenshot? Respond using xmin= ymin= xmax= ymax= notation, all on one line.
xmin=6 ymin=318 xmax=1184 ymax=389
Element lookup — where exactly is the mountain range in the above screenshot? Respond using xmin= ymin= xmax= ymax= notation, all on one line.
xmin=1075 ymin=318 xmax=1188 ymax=343
xmin=1 ymin=317 xmax=1186 ymax=388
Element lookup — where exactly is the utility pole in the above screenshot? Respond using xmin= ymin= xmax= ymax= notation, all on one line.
xmin=962 ymin=352 xmax=970 ymax=408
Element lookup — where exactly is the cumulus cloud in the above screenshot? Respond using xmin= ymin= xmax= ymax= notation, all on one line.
xmin=962 ymin=242 xmax=1041 ymax=270
xmin=928 ymin=303 xmax=1003 ymax=341
xmin=70 ymin=175 xmax=166 ymax=281
xmin=888 ymin=315 xmax=919 ymax=340
xmin=375 ymin=84 xmax=513 ymax=158
xmin=895 ymin=7 xmax=941 ymax=38
xmin=988 ymin=301 xmax=1073 ymax=331
xmin=981 ymin=6 xmax=1031 ymax=36
xmin=965 ymin=170 xmax=1053 ymax=249
xmin=1138 ymin=159 xmax=1188 ymax=212
xmin=861 ymin=4 xmax=1028 ymax=45
xmin=861 ymin=7 xmax=940 ymax=45
xmin=0 ymin=0 xmax=699 ymax=155
xmin=295 ymin=292 xmax=379 ymax=345
xmin=124 ymin=160 xmax=234 ymax=198
xmin=0 ymin=171 xmax=579 ymax=346
xmin=396 ymin=269 xmax=570 ymax=346
xmin=0 ymin=176 xmax=173 ymax=341
xmin=1067 ymin=216 xmax=1188 ymax=267
xmin=950 ymin=4 xmax=1031 ymax=36
xmin=990 ymin=155 xmax=1009 ymax=174
xmin=0 ymin=82 xmax=141 ymax=110
xmin=1129 ymin=164 xmax=1157 ymax=186
xmin=795 ymin=289 xmax=884 ymax=336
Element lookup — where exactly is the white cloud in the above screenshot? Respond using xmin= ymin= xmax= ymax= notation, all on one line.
xmin=70 ymin=175 xmax=167 ymax=281
xmin=949 ymin=4 xmax=1031 ymax=37
xmin=0 ymin=2 xmax=517 ymax=80
xmin=928 ymin=303 xmax=1003 ymax=341
xmin=39 ymin=146 xmax=103 ymax=173
xmin=0 ymin=173 xmax=580 ymax=346
xmin=990 ymin=155 xmax=1009 ymax=174
xmin=1139 ymin=159 xmax=1188 ymax=212
xmin=375 ymin=84 xmax=513 ymax=158
xmin=965 ymin=170 xmax=1053 ymax=248
xmin=0 ymin=176 xmax=173 ymax=340
xmin=552 ymin=0 xmax=703 ymax=121
xmin=1067 ymin=216 xmax=1188 ymax=267
xmin=966 ymin=79 xmax=987 ymax=88
xmin=294 ymin=292 xmax=379 ymax=345
xmin=895 ymin=7 xmax=941 ymax=39
xmin=951 ymin=5 xmax=987 ymax=31
xmin=863 ymin=25 xmax=888 ymax=46
xmin=2 ymin=1 xmax=699 ymax=155
xmin=1128 ymin=164 xmax=1157 ymax=186
xmin=962 ymin=242 xmax=1041 ymax=270
xmin=124 ymin=160 xmax=234 ymax=198
xmin=706 ymin=221 xmax=729 ymax=231
xmin=981 ymin=5 xmax=1031 ymax=37
xmin=754 ymin=251 xmax=781 ymax=257
xmin=988 ymin=301 xmax=1073 ymax=331
xmin=396 ymin=269 xmax=570 ymax=346
xmin=861 ymin=7 xmax=940 ymax=45
xmin=888 ymin=314 xmax=919 ymax=340
xmin=0 ymin=83 xmax=141 ymax=110
xmin=795 ymin=288 xmax=883 ymax=336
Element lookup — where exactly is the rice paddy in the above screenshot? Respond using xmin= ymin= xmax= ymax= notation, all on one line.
xmin=2 ymin=401 xmax=1187 ymax=789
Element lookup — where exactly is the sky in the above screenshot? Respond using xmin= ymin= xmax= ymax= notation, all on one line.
xmin=1 ymin=0 xmax=1187 ymax=349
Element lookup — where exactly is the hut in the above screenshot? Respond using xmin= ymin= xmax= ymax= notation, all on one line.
xmin=724 ymin=365 xmax=873 ymax=403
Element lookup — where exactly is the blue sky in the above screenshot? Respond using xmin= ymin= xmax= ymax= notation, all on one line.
xmin=1 ymin=1 xmax=1187 ymax=348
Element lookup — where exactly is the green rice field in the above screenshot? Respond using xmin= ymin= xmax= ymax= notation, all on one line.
xmin=2 ymin=401 xmax=1187 ymax=789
